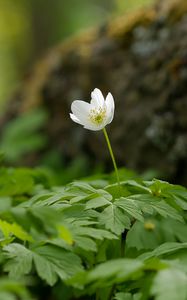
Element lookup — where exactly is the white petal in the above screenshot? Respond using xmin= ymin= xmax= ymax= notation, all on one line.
xmin=106 ymin=109 xmax=114 ymax=125
xmin=105 ymin=92 xmax=115 ymax=124
xmin=71 ymin=100 xmax=92 ymax=125
xmin=70 ymin=113 xmax=82 ymax=125
xmin=106 ymin=92 xmax=115 ymax=112
xmin=84 ymin=123 xmax=105 ymax=131
xmin=91 ymin=88 xmax=105 ymax=108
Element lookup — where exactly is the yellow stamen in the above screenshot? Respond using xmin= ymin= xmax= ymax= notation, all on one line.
xmin=89 ymin=107 xmax=106 ymax=125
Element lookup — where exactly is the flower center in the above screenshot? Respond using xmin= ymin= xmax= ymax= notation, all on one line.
xmin=89 ymin=107 xmax=106 ymax=125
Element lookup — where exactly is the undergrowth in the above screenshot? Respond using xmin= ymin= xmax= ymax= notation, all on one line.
xmin=0 ymin=166 xmax=186 ymax=300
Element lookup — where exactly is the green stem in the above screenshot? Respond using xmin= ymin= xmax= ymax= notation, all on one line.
xmin=103 ymin=127 xmax=121 ymax=195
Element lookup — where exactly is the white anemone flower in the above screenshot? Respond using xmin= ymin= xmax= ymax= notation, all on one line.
xmin=70 ymin=88 xmax=115 ymax=131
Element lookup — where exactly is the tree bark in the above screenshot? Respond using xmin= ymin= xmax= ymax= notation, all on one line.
xmin=1 ymin=0 xmax=187 ymax=184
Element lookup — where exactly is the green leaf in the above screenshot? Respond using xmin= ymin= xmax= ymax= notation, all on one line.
xmin=1 ymin=109 xmax=48 ymax=163
xmin=0 ymin=197 xmax=12 ymax=212
xmin=114 ymin=292 xmax=131 ymax=300
xmin=62 ymin=203 xmax=99 ymax=220
xmin=0 ymin=169 xmax=34 ymax=196
xmin=151 ymin=269 xmax=187 ymax=300
xmin=68 ymin=181 xmax=97 ymax=194
xmin=85 ymin=196 xmax=110 ymax=210
xmin=33 ymin=245 xmax=83 ymax=285
xmin=126 ymin=220 xmax=161 ymax=251
xmin=0 ymin=219 xmax=33 ymax=242
xmin=0 ymin=237 xmax=14 ymax=247
xmin=72 ymin=226 xmax=117 ymax=241
xmin=28 ymin=206 xmax=61 ymax=232
xmin=139 ymin=242 xmax=187 ymax=260
xmin=69 ymin=185 xmax=112 ymax=209
xmin=69 ymin=258 xmax=143 ymax=289
xmin=99 ymin=204 xmax=131 ymax=235
xmin=114 ymin=292 xmax=138 ymax=300
xmin=0 ymin=277 xmax=33 ymax=300
xmin=121 ymin=180 xmax=151 ymax=193
xmin=3 ymin=244 xmax=33 ymax=278
xmin=115 ymin=198 xmax=144 ymax=222
xmin=73 ymin=236 xmax=97 ymax=252
xmin=3 ymin=243 xmax=83 ymax=286
xmin=165 ymin=250 xmax=187 ymax=273
xmin=86 ymin=258 xmax=143 ymax=286
xmin=57 ymin=224 xmax=73 ymax=245
xmin=126 ymin=194 xmax=183 ymax=222
xmin=145 ymin=179 xmax=187 ymax=210
xmin=161 ymin=219 xmax=187 ymax=243
xmin=0 ymin=292 xmax=16 ymax=300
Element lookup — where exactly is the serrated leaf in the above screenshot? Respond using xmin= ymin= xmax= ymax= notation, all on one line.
xmin=62 ymin=204 xmax=99 ymax=220
xmin=99 ymin=204 xmax=130 ymax=235
xmin=172 ymin=195 xmax=187 ymax=210
xmin=33 ymin=245 xmax=83 ymax=285
xmin=74 ymin=236 xmax=97 ymax=252
xmin=115 ymin=198 xmax=144 ymax=222
xmin=70 ymin=188 xmax=112 ymax=208
xmin=152 ymin=201 xmax=183 ymax=221
xmin=126 ymin=194 xmax=183 ymax=222
xmin=3 ymin=244 xmax=32 ymax=278
xmin=3 ymin=243 xmax=83 ymax=286
xmin=68 ymin=181 xmax=96 ymax=194
xmin=33 ymin=252 xmax=57 ymax=286
xmin=29 ymin=192 xmax=65 ymax=207
xmin=145 ymin=179 xmax=187 ymax=211
xmin=71 ymin=220 xmax=97 ymax=227
xmin=121 ymin=180 xmax=151 ymax=193
xmin=151 ymin=269 xmax=187 ymax=300
xmin=85 ymin=196 xmax=110 ymax=210
xmin=73 ymin=226 xmax=117 ymax=241
xmin=23 ymin=192 xmax=56 ymax=207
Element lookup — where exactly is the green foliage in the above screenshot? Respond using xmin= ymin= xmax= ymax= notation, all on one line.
xmin=4 ymin=243 xmax=83 ymax=286
xmin=0 ymin=109 xmax=48 ymax=163
xmin=0 ymin=168 xmax=34 ymax=196
xmin=151 ymin=269 xmax=187 ymax=300
xmin=0 ymin=166 xmax=186 ymax=299
xmin=0 ymin=277 xmax=33 ymax=300
xmin=0 ymin=219 xmax=33 ymax=243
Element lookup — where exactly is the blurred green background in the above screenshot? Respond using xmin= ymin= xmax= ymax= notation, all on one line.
xmin=0 ymin=0 xmax=153 ymax=110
